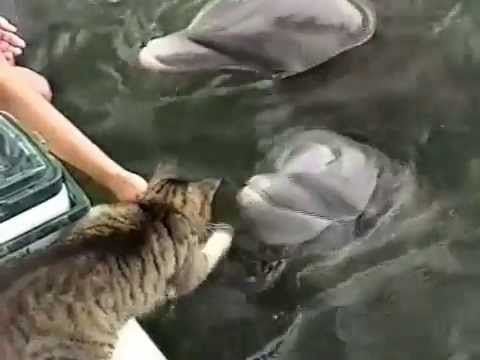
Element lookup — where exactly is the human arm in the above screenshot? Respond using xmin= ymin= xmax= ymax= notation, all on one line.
xmin=0 ymin=60 xmax=147 ymax=202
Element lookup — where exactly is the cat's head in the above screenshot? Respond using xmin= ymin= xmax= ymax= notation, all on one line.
xmin=140 ymin=166 xmax=222 ymax=225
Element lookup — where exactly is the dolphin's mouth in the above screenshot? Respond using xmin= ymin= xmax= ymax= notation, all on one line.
xmin=236 ymin=185 xmax=266 ymax=208
xmin=138 ymin=46 xmax=183 ymax=72
xmin=237 ymin=182 xmax=288 ymax=216
xmin=237 ymin=181 xmax=330 ymax=221
xmin=138 ymin=31 xmax=206 ymax=73
xmin=138 ymin=31 xmax=248 ymax=73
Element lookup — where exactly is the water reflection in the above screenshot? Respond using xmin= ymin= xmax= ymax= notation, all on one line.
xmin=13 ymin=0 xmax=480 ymax=358
xmin=270 ymin=222 xmax=480 ymax=360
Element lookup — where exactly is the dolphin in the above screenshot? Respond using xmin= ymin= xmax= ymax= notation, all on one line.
xmin=138 ymin=0 xmax=376 ymax=78
xmin=236 ymin=129 xmax=414 ymax=247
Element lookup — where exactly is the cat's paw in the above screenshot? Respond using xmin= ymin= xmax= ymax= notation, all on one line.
xmin=203 ymin=224 xmax=234 ymax=270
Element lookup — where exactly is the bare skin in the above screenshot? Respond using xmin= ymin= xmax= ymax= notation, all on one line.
xmin=0 ymin=17 xmax=51 ymax=100
xmin=0 ymin=17 xmax=147 ymax=202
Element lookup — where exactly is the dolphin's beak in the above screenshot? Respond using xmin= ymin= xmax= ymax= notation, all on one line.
xmin=138 ymin=31 xmax=244 ymax=73
xmin=138 ymin=31 xmax=212 ymax=72
xmin=236 ymin=186 xmax=264 ymax=207
xmin=236 ymin=175 xmax=271 ymax=207
xmin=138 ymin=42 xmax=181 ymax=72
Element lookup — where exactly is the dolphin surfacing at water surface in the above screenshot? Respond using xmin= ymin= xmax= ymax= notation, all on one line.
xmin=138 ymin=0 xmax=376 ymax=78
xmin=237 ymin=129 xmax=415 ymax=247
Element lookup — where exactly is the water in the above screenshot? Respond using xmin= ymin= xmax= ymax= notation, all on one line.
xmin=12 ymin=0 xmax=480 ymax=358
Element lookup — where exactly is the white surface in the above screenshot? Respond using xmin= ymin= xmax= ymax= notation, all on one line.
xmin=113 ymin=319 xmax=167 ymax=360
xmin=0 ymin=184 xmax=70 ymax=244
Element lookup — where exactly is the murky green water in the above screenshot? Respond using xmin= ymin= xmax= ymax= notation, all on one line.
xmin=12 ymin=0 xmax=480 ymax=358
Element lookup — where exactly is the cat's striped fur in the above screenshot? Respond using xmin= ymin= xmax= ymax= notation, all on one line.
xmin=0 ymin=173 xmax=233 ymax=360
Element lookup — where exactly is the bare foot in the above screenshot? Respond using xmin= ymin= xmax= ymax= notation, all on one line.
xmin=109 ymin=171 xmax=148 ymax=202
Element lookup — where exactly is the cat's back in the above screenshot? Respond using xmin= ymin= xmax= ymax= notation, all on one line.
xmin=0 ymin=202 xmax=147 ymax=311
xmin=0 ymin=234 xmax=98 ymax=298
xmin=0 ymin=202 xmax=150 ymax=359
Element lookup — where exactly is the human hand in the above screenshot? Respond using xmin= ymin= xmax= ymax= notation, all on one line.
xmin=108 ymin=171 xmax=148 ymax=202
xmin=0 ymin=51 xmax=15 ymax=65
xmin=0 ymin=17 xmax=26 ymax=63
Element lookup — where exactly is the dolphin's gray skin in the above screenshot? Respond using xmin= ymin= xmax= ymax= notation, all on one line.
xmin=235 ymin=129 xmax=425 ymax=360
xmin=237 ymin=129 xmax=414 ymax=248
xmin=138 ymin=0 xmax=376 ymax=78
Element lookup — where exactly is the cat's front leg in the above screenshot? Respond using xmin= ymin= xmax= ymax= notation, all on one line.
xmin=173 ymin=224 xmax=234 ymax=297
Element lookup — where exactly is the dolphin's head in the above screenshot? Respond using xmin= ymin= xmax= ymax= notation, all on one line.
xmin=237 ymin=173 xmax=334 ymax=246
xmin=236 ymin=130 xmax=390 ymax=246
xmin=138 ymin=31 xmax=244 ymax=73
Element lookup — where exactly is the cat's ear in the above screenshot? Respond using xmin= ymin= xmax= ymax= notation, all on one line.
xmin=149 ymin=161 xmax=179 ymax=184
xmin=195 ymin=178 xmax=222 ymax=201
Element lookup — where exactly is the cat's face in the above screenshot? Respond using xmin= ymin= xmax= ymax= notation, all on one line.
xmin=142 ymin=176 xmax=222 ymax=225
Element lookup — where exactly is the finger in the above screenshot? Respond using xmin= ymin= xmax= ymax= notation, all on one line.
xmin=9 ymin=46 xmax=22 ymax=56
xmin=0 ymin=31 xmax=26 ymax=48
xmin=0 ymin=17 xmax=17 ymax=32
xmin=0 ymin=40 xmax=22 ymax=55
xmin=0 ymin=43 xmax=22 ymax=57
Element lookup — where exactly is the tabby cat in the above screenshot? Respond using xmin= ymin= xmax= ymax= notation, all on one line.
xmin=0 ymin=171 xmax=233 ymax=359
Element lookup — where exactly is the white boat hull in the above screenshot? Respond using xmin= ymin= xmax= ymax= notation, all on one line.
xmin=113 ymin=319 xmax=167 ymax=360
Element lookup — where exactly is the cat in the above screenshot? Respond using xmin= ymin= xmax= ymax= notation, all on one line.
xmin=0 ymin=170 xmax=233 ymax=360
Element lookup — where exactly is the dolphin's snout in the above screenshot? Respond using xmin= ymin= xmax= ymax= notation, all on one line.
xmin=140 ymin=34 xmax=164 ymax=48
xmin=237 ymin=174 xmax=278 ymax=210
xmin=138 ymin=46 xmax=157 ymax=69
xmin=138 ymin=34 xmax=198 ymax=72
xmin=247 ymin=175 xmax=273 ymax=191
xmin=138 ymin=45 xmax=177 ymax=72
xmin=236 ymin=186 xmax=265 ymax=207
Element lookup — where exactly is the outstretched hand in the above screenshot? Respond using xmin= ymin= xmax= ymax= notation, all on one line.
xmin=0 ymin=17 xmax=26 ymax=65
